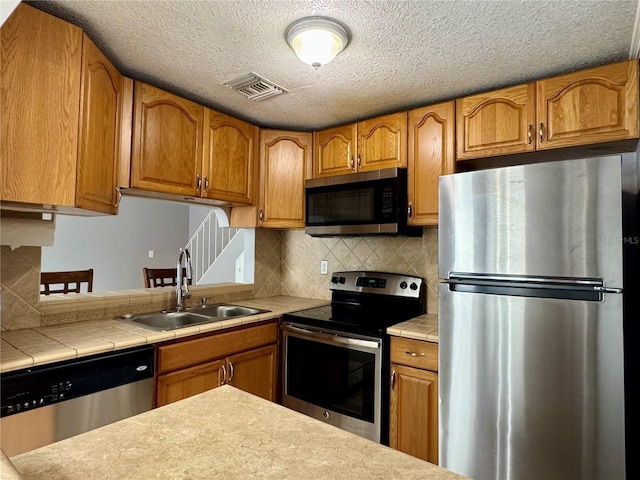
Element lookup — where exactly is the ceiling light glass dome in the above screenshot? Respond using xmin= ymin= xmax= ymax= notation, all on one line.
xmin=286 ymin=17 xmax=349 ymax=69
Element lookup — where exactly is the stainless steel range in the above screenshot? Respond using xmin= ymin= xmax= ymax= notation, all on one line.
xmin=282 ymin=271 xmax=426 ymax=444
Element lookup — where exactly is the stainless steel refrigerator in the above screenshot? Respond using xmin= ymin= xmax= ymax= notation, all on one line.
xmin=438 ymin=154 xmax=639 ymax=480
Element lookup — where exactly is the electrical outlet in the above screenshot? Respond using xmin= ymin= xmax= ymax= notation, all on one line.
xmin=148 ymin=250 xmax=154 ymax=258
xmin=320 ymin=260 xmax=328 ymax=275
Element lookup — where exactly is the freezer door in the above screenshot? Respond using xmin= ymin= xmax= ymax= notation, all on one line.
xmin=439 ymin=285 xmax=625 ymax=480
xmin=438 ymin=156 xmax=623 ymax=287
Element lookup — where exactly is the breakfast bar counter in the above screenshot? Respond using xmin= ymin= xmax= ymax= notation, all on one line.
xmin=9 ymin=385 xmax=467 ymax=480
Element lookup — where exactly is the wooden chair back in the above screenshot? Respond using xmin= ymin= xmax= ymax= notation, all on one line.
xmin=41 ymin=269 xmax=94 ymax=295
xmin=143 ymin=267 xmax=191 ymax=288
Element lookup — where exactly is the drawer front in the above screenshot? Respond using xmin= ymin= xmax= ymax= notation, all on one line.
xmin=390 ymin=337 xmax=438 ymax=371
xmin=157 ymin=321 xmax=278 ymax=374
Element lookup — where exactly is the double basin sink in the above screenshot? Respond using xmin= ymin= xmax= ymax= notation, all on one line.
xmin=120 ymin=304 xmax=270 ymax=331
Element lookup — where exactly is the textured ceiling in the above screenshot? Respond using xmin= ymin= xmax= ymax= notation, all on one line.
xmin=28 ymin=0 xmax=639 ymax=130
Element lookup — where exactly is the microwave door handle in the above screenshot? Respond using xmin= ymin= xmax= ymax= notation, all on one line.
xmin=284 ymin=324 xmax=380 ymax=350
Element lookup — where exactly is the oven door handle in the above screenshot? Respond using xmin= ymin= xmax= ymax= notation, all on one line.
xmin=284 ymin=324 xmax=380 ymax=350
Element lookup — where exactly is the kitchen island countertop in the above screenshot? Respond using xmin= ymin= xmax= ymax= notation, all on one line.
xmin=10 ymin=385 xmax=467 ymax=480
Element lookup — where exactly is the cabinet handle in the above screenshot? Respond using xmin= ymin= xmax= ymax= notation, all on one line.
xmin=196 ymin=174 xmax=202 ymax=193
xmin=391 ymin=370 xmax=396 ymax=390
xmin=407 ymin=203 xmax=412 ymax=218
xmin=357 ymin=154 xmax=361 ymax=169
xmin=228 ymin=361 xmax=234 ymax=382
xmin=527 ymin=124 xmax=533 ymax=144
xmin=539 ymin=122 xmax=545 ymax=143
xmin=204 ymin=176 xmax=209 ymax=193
xmin=404 ymin=350 xmax=425 ymax=358
xmin=259 ymin=208 xmax=264 ymax=223
xmin=349 ymin=156 xmax=355 ymax=170
xmin=114 ymin=186 xmax=121 ymax=207
xmin=221 ymin=364 xmax=227 ymax=384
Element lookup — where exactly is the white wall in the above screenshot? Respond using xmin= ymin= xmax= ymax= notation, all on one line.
xmin=1 ymin=0 xmax=20 ymax=26
xmin=41 ymin=196 xmax=190 ymax=291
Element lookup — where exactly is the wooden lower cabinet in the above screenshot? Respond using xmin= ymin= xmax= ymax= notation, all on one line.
xmin=155 ymin=321 xmax=278 ymax=407
xmin=226 ymin=344 xmax=277 ymax=401
xmin=389 ymin=337 xmax=439 ymax=464
xmin=156 ymin=359 xmax=225 ymax=406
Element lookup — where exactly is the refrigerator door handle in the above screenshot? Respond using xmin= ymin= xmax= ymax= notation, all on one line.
xmin=594 ymin=286 xmax=624 ymax=294
xmin=448 ymin=272 xmax=603 ymax=287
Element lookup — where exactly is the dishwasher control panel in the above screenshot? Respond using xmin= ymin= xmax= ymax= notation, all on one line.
xmin=0 ymin=345 xmax=154 ymax=418
xmin=1 ymin=380 xmax=75 ymax=416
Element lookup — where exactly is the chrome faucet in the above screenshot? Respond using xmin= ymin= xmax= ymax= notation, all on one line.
xmin=176 ymin=248 xmax=192 ymax=311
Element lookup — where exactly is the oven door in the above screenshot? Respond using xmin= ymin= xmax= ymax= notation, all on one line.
xmin=282 ymin=322 xmax=382 ymax=442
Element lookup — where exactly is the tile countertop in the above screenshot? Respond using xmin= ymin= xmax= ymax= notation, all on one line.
xmin=0 ymin=296 xmax=438 ymax=374
xmin=9 ymin=385 xmax=468 ymax=480
xmin=387 ymin=312 xmax=439 ymax=343
xmin=0 ymin=296 xmax=329 ymax=374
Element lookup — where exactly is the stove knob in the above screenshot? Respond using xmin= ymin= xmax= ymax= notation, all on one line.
xmin=331 ymin=276 xmax=338 ymax=284
xmin=338 ymin=276 xmax=346 ymax=284
xmin=7 ymin=405 xmax=14 ymax=413
xmin=399 ymin=281 xmax=408 ymax=289
xmin=410 ymin=282 xmax=418 ymax=291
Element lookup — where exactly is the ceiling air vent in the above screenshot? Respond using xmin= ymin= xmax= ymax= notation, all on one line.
xmin=224 ymin=72 xmax=287 ymax=101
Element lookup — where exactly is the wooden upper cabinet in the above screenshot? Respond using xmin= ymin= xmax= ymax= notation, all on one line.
xmin=314 ymin=123 xmax=357 ymax=177
xmin=407 ymin=101 xmax=455 ymax=226
xmin=76 ymin=35 xmax=128 ymax=214
xmin=1 ymin=4 xmax=128 ymax=214
xmin=537 ymin=60 xmax=639 ymax=149
xmin=131 ymin=82 xmax=204 ymax=196
xmin=457 ymin=83 xmax=536 ymax=160
xmin=202 ymin=110 xmax=258 ymax=204
xmin=259 ymin=130 xmax=312 ymax=228
xmin=357 ymin=112 xmax=407 ymax=171
xmin=457 ymin=60 xmax=639 ymax=161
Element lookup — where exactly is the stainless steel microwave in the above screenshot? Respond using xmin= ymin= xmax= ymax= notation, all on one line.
xmin=304 ymin=168 xmax=422 ymax=237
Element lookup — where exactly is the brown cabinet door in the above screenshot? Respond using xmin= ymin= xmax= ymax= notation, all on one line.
xmin=456 ymin=83 xmax=536 ymax=160
xmin=156 ymin=358 xmax=225 ymax=407
xmin=407 ymin=101 xmax=455 ymax=226
xmin=314 ymin=124 xmax=357 ymax=177
xmin=357 ymin=112 xmax=407 ymax=171
xmin=389 ymin=364 xmax=438 ymax=464
xmin=203 ymin=110 xmax=258 ymax=204
xmin=537 ymin=59 xmax=639 ymax=150
xmin=259 ymin=130 xmax=312 ymax=228
xmin=1 ymin=4 xmax=82 ymax=206
xmin=75 ymin=34 xmax=126 ymax=214
xmin=131 ymin=82 xmax=203 ymax=196
xmin=227 ymin=344 xmax=278 ymax=402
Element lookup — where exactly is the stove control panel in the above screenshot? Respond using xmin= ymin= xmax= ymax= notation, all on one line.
xmin=330 ymin=271 xmax=424 ymax=298
xmin=355 ymin=277 xmax=387 ymax=289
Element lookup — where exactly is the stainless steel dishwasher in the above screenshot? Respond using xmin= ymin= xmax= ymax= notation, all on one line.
xmin=0 ymin=345 xmax=154 ymax=457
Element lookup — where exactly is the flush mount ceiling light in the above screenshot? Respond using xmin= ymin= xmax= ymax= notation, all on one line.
xmin=286 ymin=17 xmax=349 ymax=69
